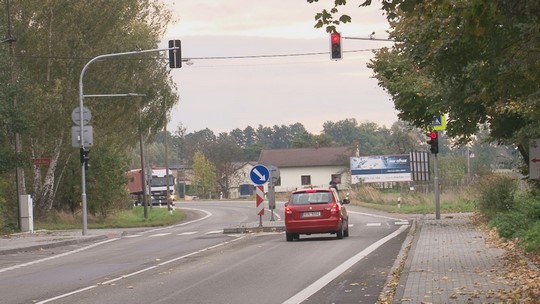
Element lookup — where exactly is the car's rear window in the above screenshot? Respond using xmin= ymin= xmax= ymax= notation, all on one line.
xmin=291 ymin=191 xmax=331 ymax=205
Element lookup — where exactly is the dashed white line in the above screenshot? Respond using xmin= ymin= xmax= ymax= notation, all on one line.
xmin=205 ymin=230 xmax=223 ymax=235
xmin=395 ymin=221 xmax=409 ymax=225
xmin=149 ymin=233 xmax=172 ymax=237
xmin=124 ymin=234 xmax=142 ymax=238
xmin=366 ymin=223 xmax=382 ymax=227
xmin=177 ymin=231 xmax=197 ymax=236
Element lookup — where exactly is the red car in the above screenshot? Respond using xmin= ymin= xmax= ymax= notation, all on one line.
xmin=284 ymin=187 xmax=350 ymax=241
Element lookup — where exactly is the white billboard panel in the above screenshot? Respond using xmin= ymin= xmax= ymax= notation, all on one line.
xmin=351 ymin=154 xmax=412 ymax=183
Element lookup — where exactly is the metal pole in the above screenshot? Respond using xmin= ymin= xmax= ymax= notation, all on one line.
xmin=4 ymin=0 xmax=25 ymax=230
xmin=434 ymin=154 xmax=440 ymax=219
xmin=78 ymin=46 xmax=179 ymax=234
xmin=164 ymin=121 xmax=172 ymax=214
xmin=139 ymin=114 xmax=148 ymax=219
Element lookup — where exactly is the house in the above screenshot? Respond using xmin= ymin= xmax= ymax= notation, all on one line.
xmin=227 ymin=161 xmax=257 ymax=199
xmin=257 ymin=146 xmax=355 ymax=193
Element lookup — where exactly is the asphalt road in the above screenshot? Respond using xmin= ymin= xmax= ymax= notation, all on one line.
xmin=0 ymin=201 xmax=409 ymax=304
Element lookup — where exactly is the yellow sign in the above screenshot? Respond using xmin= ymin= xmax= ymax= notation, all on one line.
xmin=429 ymin=115 xmax=446 ymax=131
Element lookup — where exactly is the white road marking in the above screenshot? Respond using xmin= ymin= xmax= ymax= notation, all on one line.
xmin=395 ymin=221 xmax=409 ymax=225
xmin=205 ymin=230 xmax=223 ymax=235
xmin=36 ymin=235 xmax=246 ymax=304
xmin=177 ymin=231 xmax=197 ymax=236
xmin=282 ymin=224 xmax=409 ymax=304
xmin=1 ymin=207 xmax=214 ymax=275
xmin=148 ymin=233 xmax=171 ymax=237
xmin=366 ymin=223 xmax=382 ymax=227
xmin=347 ymin=210 xmax=408 ymax=222
xmin=0 ymin=238 xmax=120 ymax=274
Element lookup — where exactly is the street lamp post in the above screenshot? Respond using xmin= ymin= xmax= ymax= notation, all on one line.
xmin=78 ymin=46 xmax=180 ymax=235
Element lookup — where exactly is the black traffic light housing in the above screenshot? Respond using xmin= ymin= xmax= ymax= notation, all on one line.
xmin=427 ymin=131 xmax=439 ymax=154
xmin=80 ymin=148 xmax=90 ymax=171
xmin=168 ymin=40 xmax=182 ymax=68
xmin=330 ymin=32 xmax=342 ymax=60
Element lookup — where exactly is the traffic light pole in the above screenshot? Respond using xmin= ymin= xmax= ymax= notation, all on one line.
xmin=78 ymin=46 xmax=180 ymax=235
xmin=434 ymin=154 xmax=440 ymax=219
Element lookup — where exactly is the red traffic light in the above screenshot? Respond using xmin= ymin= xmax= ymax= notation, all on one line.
xmin=427 ymin=131 xmax=439 ymax=154
xmin=329 ymin=32 xmax=342 ymax=60
xmin=331 ymin=33 xmax=341 ymax=44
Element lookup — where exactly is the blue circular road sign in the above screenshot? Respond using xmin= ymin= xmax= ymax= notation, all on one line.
xmin=250 ymin=165 xmax=270 ymax=185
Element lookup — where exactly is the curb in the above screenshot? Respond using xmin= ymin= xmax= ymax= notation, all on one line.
xmin=223 ymin=226 xmax=286 ymax=234
xmin=378 ymin=218 xmax=418 ymax=303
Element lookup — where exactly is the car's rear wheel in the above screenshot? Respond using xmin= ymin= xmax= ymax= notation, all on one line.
xmin=286 ymin=232 xmax=294 ymax=242
xmin=336 ymin=224 xmax=344 ymax=239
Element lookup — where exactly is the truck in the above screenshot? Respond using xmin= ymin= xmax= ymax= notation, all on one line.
xmin=127 ymin=167 xmax=176 ymax=206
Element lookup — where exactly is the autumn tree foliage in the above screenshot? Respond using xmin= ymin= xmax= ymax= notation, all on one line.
xmin=0 ymin=0 xmax=177 ymax=223
xmin=310 ymin=0 xmax=539 ymax=177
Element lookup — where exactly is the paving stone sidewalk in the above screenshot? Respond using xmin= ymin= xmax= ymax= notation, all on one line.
xmin=393 ymin=214 xmax=512 ymax=303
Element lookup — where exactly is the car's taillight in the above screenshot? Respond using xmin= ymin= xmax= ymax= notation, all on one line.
xmin=285 ymin=206 xmax=293 ymax=214
xmin=330 ymin=203 xmax=339 ymax=214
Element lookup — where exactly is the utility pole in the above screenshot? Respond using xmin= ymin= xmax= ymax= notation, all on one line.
xmin=164 ymin=116 xmax=172 ymax=214
xmin=139 ymin=106 xmax=148 ymax=219
xmin=3 ymin=0 xmax=25 ymax=229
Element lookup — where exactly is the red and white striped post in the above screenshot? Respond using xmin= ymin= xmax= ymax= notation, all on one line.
xmin=256 ymin=185 xmax=265 ymax=227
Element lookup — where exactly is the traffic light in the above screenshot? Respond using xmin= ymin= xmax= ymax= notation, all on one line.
xmin=330 ymin=32 xmax=342 ymax=60
xmin=80 ymin=148 xmax=90 ymax=171
xmin=168 ymin=40 xmax=182 ymax=68
xmin=427 ymin=131 xmax=439 ymax=154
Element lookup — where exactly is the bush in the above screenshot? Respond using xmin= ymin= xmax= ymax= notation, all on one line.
xmin=474 ymin=174 xmax=518 ymax=219
xmin=521 ymin=221 xmax=540 ymax=252
xmin=489 ymin=211 xmax=530 ymax=240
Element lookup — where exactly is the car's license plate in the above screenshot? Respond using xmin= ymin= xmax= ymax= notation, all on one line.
xmin=302 ymin=211 xmax=321 ymax=218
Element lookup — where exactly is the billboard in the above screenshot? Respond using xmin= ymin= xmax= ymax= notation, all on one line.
xmin=351 ymin=154 xmax=412 ymax=183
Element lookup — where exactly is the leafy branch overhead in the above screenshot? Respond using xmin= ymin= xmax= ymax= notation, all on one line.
xmin=308 ymin=0 xmax=419 ymax=32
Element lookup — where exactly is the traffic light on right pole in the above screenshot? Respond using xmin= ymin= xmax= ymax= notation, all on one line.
xmin=427 ymin=131 xmax=439 ymax=154
xmin=330 ymin=32 xmax=342 ymax=60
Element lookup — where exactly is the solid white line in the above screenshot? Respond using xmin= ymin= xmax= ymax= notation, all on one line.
xmin=348 ymin=210 xmax=408 ymax=222
xmin=142 ymin=207 xmax=212 ymax=234
xmin=36 ymin=285 xmax=98 ymax=304
xmin=0 ymin=238 xmax=119 ymax=274
xmin=282 ymin=224 xmax=409 ymax=304
xmin=124 ymin=234 xmax=142 ymax=238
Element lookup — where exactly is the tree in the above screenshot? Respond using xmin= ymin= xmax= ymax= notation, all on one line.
xmin=2 ymin=0 xmax=177 ymax=219
xmin=367 ymin=0 xmax=539 ymax=171
xmin=309 ymin=0 xmax=539 ymax=177
xmin=206 ymin=134 xmax=245 ymax=199
xmin=191 ymin=151 xmax=217 ymax=199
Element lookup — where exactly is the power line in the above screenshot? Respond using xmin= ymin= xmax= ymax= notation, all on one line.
xmin=11 ymin=48 xmax=382 ymax=62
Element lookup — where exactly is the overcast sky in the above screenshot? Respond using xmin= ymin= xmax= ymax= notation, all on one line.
xmin=161 ymin=0 xmax=397 ymax=135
